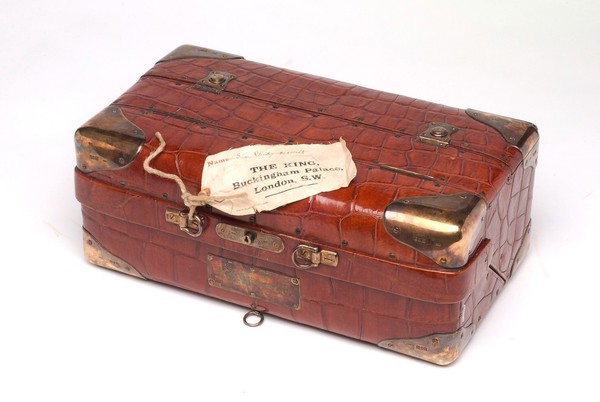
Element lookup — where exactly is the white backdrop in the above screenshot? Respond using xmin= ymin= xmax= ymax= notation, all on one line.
xmin=1 ymin=1 xmax=599 ymax=400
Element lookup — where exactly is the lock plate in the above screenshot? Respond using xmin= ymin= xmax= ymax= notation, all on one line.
xmin=215 ymin=223 xmax=285 ymax=253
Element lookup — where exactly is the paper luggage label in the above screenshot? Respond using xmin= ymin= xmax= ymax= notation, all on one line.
xmin=201 ymin=140 xmax=357 ymax=216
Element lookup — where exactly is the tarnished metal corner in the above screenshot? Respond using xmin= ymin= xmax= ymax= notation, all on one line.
xmin=466 ymin=109 xmax=539 ymax=169
xmin=378 ymin=325 xmax=474 ymax=366
xmin=75 ymin=105 xmax=145 ymax=173
xmin=383 ymin=193 xmax=487 ymax=269
xmin=158 ymin=45 xmax=244 ymax=62
xmin=83 ymin=229 xmax=145 ymax=279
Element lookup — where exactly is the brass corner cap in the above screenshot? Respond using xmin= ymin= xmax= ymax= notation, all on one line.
xmin=83 ymin=229 xmax=145 ymax=279
xmin=383 ymin=193 xmax=487 ymax=269
xmin=466 ymin=109 xmax=539 ymax=167
xmin=158 ymin=45 xmax=244 ymax=63
xmin=379 ymin=325 xmax=473 ymax=365
xmin=75 ymin=105 xmax=145 ymax=173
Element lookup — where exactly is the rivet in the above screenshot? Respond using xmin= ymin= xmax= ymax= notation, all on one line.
xmin=388 ymin=253 xmax=396 ymax=259
xmin=87 ymin=239 xmax=93 ymax=246
xmin=295 ymin=228 xmax=301 ymax=235
xmin=81 ymin=163 xmax=88 ymax=170
xmin=162 ymin=193 xmax=168 ymax=199
xmin=291 ymin=278 xmax=299 ymax=285
xmin=430 ymin=126 xmax=448 ymax=138
xmin=341 ymin=240 xmax=349 ymax=247
xmin=439 ymin=257 xmax=448 ymax=265
xmin=431 ymin=337 xmax=440 ymax=347
xmin=393 ymin=226 xmax=400 ymax=234
xmin=208 ymin=72 xmax=226 ymax=84
xmin=206 ymin=254 xmax=213 ymax=261
xmin=119 ymin=181 xmax=126 ymax=187
xmin=250 ymin=292 xmax=256 ymax=297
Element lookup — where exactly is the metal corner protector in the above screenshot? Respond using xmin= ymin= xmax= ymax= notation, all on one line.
xmin=466 ymin=109 xmax=539 ymax=168
xmin=83 ymin=229 xmax=145 ymax=279
xmin=383 ymin=193 xmax=487 ymax=268
xmin=158 ymin=45 xmax=244 ymax=62
xmin=378 ymin=325 xmax=474 ymax=365
xmin=75 ymin=105 xmax=146 ymax=173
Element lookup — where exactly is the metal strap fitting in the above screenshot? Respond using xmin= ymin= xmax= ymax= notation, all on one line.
xmin=165 ymin=209 xmax=206 ymax=237
xmin=292 ymin=245 xmax=339 ymax=269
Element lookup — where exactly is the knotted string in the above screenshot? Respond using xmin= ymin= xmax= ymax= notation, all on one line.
xmin=143 ymin=132 xmax=237 ymax=220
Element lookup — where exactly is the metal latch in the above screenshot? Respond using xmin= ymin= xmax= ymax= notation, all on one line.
xmin=165 ymin=209 xmax=206 ymax=237
xmin=418 ymin=123 xmax=458 ymax=147
xmin=193 ymin=71 xmax=236 ymax=94
xmin=292 ymin=245 xmax=339 ymax=269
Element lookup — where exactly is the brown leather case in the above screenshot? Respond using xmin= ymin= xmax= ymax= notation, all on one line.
xmin=74 ymin=45 xmax=538 ymax=365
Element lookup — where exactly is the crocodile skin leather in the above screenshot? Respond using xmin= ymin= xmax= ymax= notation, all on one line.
xmin=75 ymin=48 xmax=536 ymax=358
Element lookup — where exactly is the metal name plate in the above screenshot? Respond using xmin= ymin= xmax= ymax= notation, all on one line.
xmin=206 ymin=255 xmax=300 ymax=310
xmin=215 ymin=223 xmax=284 ymax=253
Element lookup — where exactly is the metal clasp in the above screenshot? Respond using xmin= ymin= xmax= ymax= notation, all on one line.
xmin=292 ymin=245 xmax=339 ymax=269
xmin=165 ymin=209 xmax=206 ymax=237
xmin=194 ymin=71 xmax=236 ymax=94
xmin=418 ymin=123 xmax=458 ymax=147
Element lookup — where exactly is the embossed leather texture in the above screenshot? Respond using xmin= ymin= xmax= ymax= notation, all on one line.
xmin=74 ymin=45 xmax=537 ymax=364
